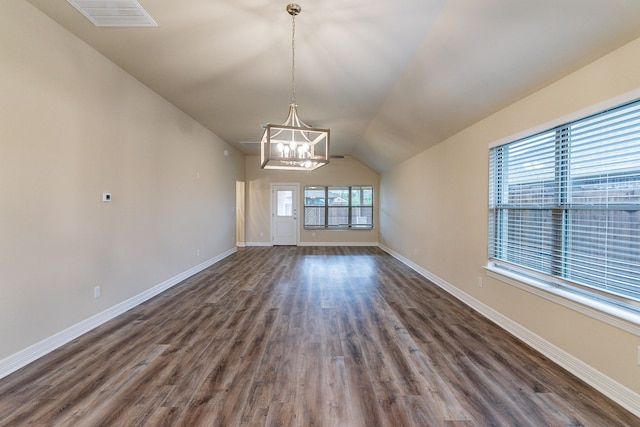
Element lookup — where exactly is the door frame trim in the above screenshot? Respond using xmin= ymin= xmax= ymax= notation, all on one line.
xmin=270 ymin=182 xmax=300 ymax=246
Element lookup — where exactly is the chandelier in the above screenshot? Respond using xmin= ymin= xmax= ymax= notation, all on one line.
xmin=260 ymin=3 xmax=330 ymax=171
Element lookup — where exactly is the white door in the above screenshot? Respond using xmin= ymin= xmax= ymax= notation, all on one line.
xmin=271 ymin=183 xmax=298 ymax=245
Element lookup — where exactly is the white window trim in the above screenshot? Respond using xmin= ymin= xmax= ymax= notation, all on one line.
xmin=486 ymin=88 xmax=640 ymax=338
xmin=485 ymin=263 xmax=640 ymax=337
xmin=303 ymin=185 xmax=374 ymax=230
xmin=489 ymin=87 xmax=640 ymax=149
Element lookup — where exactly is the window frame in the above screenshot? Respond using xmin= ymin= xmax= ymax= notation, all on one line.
xmin=303 ymin=185 xmax=374 ymax=230
xmin=487 ymin=97 xmax=640 ymax=334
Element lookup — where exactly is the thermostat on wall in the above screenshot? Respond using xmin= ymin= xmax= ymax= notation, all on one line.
xmin=102 ymin=193 xmax=112 ymax=202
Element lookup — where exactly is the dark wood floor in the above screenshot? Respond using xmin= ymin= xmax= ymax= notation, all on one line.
xmin=0 ymin=246 xmax=637 ymax=426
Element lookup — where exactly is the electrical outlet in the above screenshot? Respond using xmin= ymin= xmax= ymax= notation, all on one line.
xmin=94 ymin=286 xmax=101 ymax=298
xmin=196 ymin=249 xmax=200 ymax=256
xmin=477 ymin=277 xmax=483 ymax=288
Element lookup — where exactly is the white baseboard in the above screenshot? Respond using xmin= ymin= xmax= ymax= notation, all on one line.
xmin=245 ymin=242 xmax=272 ymax=247
xmin=378 ymin=244 xmax=640 ymax=418
xmin=297 ymin=241 xmax=379 ymax=247
xmin=0 ymin=247 xmax=237 ymax=380
xmin=244 ymin=241 xmax=379 ymax=247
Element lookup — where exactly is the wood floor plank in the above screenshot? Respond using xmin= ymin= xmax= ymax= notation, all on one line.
xmin=322 ymin=355 xmax=352 ymax=426
xmin=339 ymin=311 xmax=386 ymax=426
xmin=264 ymin=401 xmax=295 ymax=427
xmin=293 ymin=342 xmax=323 ymax=426
xmin=392 ymin=328 xmax=470 ymax=422
xmin=0 ymin=246 xmax=638 ymax=426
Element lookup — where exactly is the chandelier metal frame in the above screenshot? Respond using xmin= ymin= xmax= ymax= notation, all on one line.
xmin=260 ymin=3 xmax=330 ymax=171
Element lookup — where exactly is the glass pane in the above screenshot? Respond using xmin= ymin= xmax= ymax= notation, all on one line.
xmin=304 ymin=187 xmax=325 ymax=206
xmin=304 ymin=207 xmax=325 ymax=227
xmin=328 ymin=187 xmax=349 ymax=206
xmin=566 ymin=209 xmax=640 ymax=301
xmin=277 ymin=190 xmax=293 ymax=217
xmin=351 ymin=186 xmax=373 ymax=207
xmin=328 ymin=207 xmax=348 ymax=226
xmin=570 ymin=102 xmax=640 ymax=179
xmin=505 ymin=132 xmax=556 ymax=205
xmin=502 ymin=209 xmax=555 ymax=275
xmin=351 ymin=207 xmax=373 ymax=227
xmin=571 ymin=173 xmax=640 ymax=205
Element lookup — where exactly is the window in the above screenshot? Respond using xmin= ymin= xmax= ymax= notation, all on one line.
xmin=489 ymin=99 xmax=640 ymax=311
xmin=304 ymin=186 xmax=373 ymax=229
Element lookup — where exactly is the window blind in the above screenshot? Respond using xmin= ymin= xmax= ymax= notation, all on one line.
xmin=489 ymin=99 xmax=640 ymax=306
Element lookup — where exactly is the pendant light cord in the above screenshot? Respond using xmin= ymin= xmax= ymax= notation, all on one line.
xmin=290 ymin=12 xmax=296 ymax=106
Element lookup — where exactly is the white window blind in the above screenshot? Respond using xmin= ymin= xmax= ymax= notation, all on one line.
xmin=489 ymin=99 xmax=640 ymax=308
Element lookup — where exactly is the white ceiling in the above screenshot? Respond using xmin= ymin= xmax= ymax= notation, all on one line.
xmin=25 ymin=0 xmax=640 ymax=172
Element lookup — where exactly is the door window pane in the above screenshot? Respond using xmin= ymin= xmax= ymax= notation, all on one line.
xmin=277 ymin=190 xmax=293 ymax=217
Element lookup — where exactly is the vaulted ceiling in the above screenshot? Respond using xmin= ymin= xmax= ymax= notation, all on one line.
xmin=25 ymin=0 xmax=640 ymax=172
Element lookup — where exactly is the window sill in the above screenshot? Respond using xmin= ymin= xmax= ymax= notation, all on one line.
xmin=485 ymin=263 xmax=640 ymax=337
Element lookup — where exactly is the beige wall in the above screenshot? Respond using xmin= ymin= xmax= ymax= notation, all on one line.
xmin=0 ymin=0 xmax=244 ymax=360
xmin=380 ymin=37 xmax=640 ymax=394
xmin=244 ymin=155 xmax=379 ymax=245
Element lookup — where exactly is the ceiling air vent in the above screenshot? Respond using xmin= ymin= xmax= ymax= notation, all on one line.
xmin=66 ymin=0 xmax=157 ymax=27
